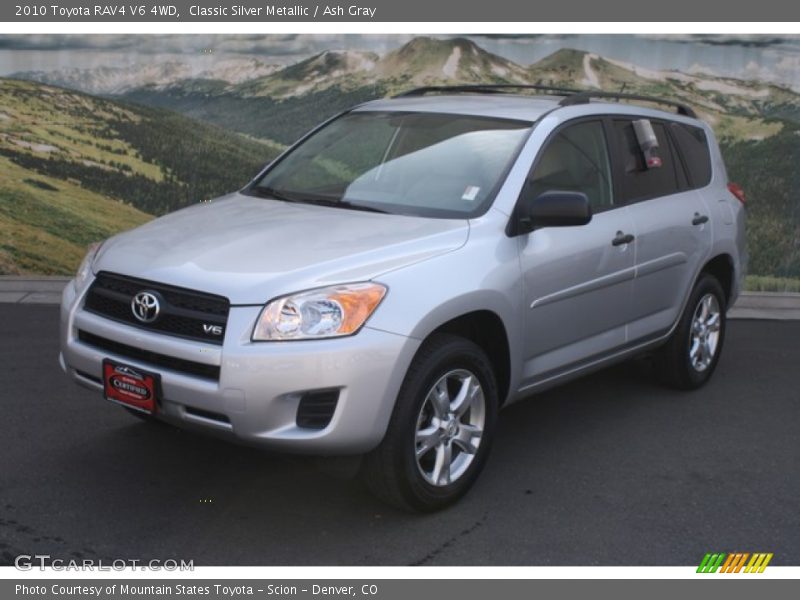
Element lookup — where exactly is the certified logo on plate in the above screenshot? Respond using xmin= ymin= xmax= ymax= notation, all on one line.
xmin=103 ymin=360 xmax=159 ymax=414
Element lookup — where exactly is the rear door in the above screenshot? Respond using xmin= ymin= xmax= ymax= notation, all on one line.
xmin=610 ymin=117 xmax=712 ymax=341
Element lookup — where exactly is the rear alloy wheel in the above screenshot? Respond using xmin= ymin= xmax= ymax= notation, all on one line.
xmin=688 ymin=293 xmax=722 ymax=373
xmin=361 ymin=334 xmax=498 ymax=512
xmin=655 ymin=274 xmax=727 ymax=390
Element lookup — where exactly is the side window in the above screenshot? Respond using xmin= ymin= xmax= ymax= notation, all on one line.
xmin=671 ymin=133 xmax=690 ymax=190
xmin=670 ymin=123 xmax=712 ymax=189
xmin=613 ymin=119 xmax=680 ymax=203
xmin=528 ymin=120 xmax=614 ymax=211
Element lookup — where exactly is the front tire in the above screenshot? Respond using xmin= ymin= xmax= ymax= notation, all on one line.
xmin=361 ymin=334 xmax=498 ymax=512
xmin=655 ymin=274 xmax=727 ymax=390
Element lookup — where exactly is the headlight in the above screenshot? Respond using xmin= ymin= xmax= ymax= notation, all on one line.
xmin=252 ymin=283 xmax=387 ymax=341
xmin=74 ymin=241 xmax=103 ymax=291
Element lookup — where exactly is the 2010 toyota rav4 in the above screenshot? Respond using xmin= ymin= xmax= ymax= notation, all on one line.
xmin=60 ymin=86 xmax=746 ymax=511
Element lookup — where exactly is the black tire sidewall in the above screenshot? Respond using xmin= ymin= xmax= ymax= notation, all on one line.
xmin=386 ymin=335 xmax=498 ymax=511
xmin=671 ymin=275 xmax=727 ymax=388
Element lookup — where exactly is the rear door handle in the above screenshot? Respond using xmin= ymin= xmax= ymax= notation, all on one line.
xmin=612 ymin=231 xmax=635 ymax=246
xmin=692 ymin=213 xmax=709 ymax=226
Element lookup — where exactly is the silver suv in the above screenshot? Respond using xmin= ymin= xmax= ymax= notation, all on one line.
xmin=60 ymin=86 xmax=746 ymax=511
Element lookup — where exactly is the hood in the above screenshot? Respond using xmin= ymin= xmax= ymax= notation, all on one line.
xmin=93 ymin=193 xmax=469 ymax=304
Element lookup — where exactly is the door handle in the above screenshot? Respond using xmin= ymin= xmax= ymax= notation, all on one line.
xmin=692 ymin=213 xmax=709 ymax=226
xmin=612 ymin=231 xmax=635 ymax=246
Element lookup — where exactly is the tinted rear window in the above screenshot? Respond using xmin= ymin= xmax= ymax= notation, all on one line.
xmin=613 ymin=119 xmax=680 ymax=203
xmin=670 ymin=123 xmax=712 ymax=188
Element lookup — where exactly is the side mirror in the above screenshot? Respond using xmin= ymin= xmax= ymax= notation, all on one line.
xmin=519 ymin=190 xmax=592 ymax=232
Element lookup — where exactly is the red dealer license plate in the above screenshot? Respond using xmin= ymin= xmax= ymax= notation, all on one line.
xmin=102 ymin=359 xmax=160 ymax=414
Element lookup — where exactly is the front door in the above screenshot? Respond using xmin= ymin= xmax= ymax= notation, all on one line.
xmin=517 ymin=119 xmax=636 ymax=387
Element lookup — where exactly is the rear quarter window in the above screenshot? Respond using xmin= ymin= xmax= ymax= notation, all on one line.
xmin=613 ymin=119 xmax=681 ymax=203
xmin=670 ymin=123 xmax=713 ymax=189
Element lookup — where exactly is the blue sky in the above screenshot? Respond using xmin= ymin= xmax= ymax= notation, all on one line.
xmin=1 ymin=34 xmax=799 ymax=89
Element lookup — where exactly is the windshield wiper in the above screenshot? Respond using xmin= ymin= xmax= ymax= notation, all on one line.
xmin=250 ymin=186 xmax=302 ymax=203
xmin=333 ymin=200 xmax=390 ymax=214
xmin=250 ymin=187 xmax=389 ymax=214
xmin=288 ymin=195 xmax=390 ymax=214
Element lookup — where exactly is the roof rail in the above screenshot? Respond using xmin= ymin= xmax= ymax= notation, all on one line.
xmin=394 ymin=84 xmax=583 ymax=98
xmin=393 ymin=85 xmax=698 ymax=119
xmin=559 ymin=91 xmax=697 ymax=118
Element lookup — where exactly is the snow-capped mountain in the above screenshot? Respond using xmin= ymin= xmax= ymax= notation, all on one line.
xmin=12 ymin=37 xmax=800 ymax=139
xmin=233 ymin=50 xmax=380 ymax=97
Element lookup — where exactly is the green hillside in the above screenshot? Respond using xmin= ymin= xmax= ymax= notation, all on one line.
xmin=6 ymin=39 xmax=800 ymax=281
xmin=722 ymin=122 xmax=800 ymax=279
xmin=0 ymin=78 xmax=282 ymax=274
xmin=0 ymin=157 xmax=150 ymax=274
xmin=123 ymin=83 xmax=385 ymax=145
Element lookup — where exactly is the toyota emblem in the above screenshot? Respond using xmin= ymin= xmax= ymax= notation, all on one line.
xmin=131 ymin=291 xmax=161 ymax=323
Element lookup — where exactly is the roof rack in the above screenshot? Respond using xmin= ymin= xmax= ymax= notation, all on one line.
xmin=394 ymin=84 xmax=583 ymax=98
xmin=559 ymin=91 xmax=697 ymax=118
xmin=393 ymin=84 xmax=698 ymax=119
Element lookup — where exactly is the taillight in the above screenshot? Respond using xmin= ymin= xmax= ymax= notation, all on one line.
xmin=728 ymin=182 xmax=746 ymax=205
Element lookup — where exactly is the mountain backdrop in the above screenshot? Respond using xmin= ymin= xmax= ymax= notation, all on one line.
xmin=3 ymin=36 xmax=800 ymax=285
xmin=0 ymin=78 xmax=280 ymax=273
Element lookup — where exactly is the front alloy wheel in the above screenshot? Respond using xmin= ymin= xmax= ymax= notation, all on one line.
xmin=415 ymin=369 xmax=486 ymax=487
xmin=361 ymin=334 xmax=498 ymax=512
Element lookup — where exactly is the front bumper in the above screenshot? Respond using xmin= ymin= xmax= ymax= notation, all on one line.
xmin=59 ymin=279 xmax=419 ymax=454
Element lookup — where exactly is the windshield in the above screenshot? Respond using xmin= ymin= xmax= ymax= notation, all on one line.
xmin=248 ymin=111 xmax=532 ymax=218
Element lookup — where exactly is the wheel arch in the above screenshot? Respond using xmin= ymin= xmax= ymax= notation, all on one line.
xmin=700 ymin=253 xmax=735 ymax=305
xmin=425 ymin=310 xmax=512 ymax=406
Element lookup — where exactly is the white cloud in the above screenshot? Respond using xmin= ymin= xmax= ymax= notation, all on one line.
xmin=741 ymin=56 xmax=800 ymax=90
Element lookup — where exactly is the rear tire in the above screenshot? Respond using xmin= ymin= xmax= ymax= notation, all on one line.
xmin=655 ymin=274 xmax=727 ymax=390
xmin=360 ymin=334 xmax=498 ymax=512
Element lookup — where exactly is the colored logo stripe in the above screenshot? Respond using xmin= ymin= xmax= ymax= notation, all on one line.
xmin=720 ymin=553 xmax=748 ymax=573
xmin=697 ymin=553 xmax=726 ymax=573
xmin=746 ymin=553 xmax=773 ymax=573
xmin=698 ymin=553 xmax=773 ymax=573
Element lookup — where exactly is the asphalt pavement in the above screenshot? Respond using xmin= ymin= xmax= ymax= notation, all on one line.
xmin=1 ymin=305 xmax=798 ymax=566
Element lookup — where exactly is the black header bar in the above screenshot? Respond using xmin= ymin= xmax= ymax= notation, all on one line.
xmin=2 ymin=0 xmax=799 ymax=22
